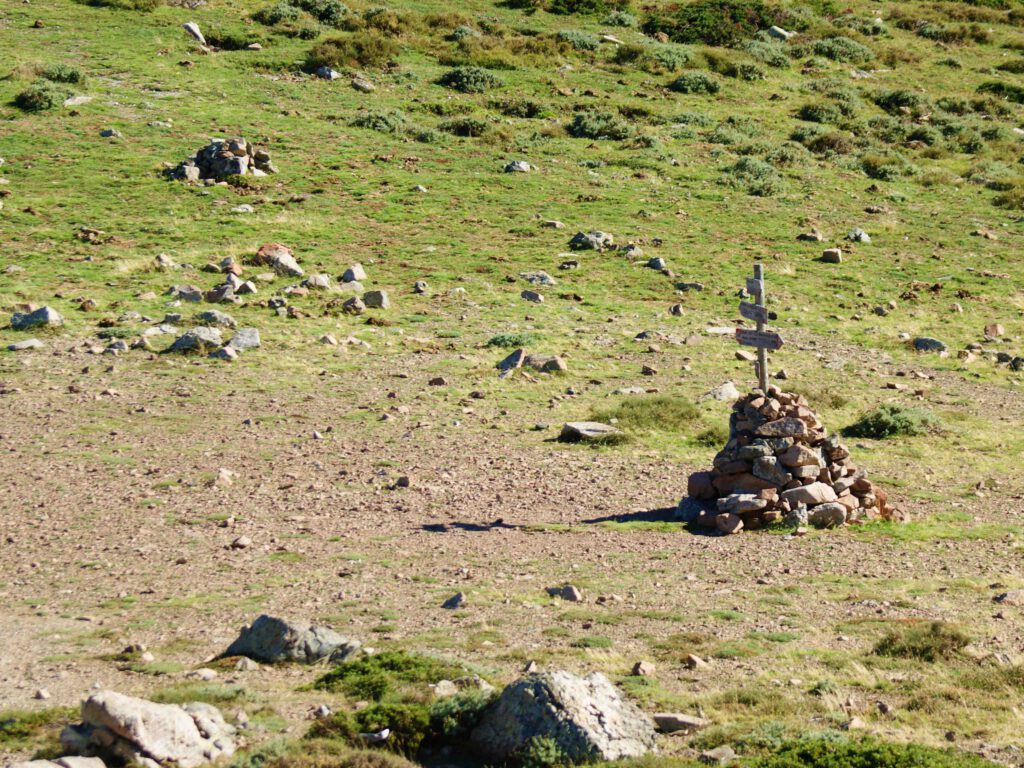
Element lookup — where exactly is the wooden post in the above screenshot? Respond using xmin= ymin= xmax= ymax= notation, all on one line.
xmin=754 ymin=263 xmax=768 ymax=392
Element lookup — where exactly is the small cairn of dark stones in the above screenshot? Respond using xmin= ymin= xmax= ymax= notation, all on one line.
xmin=169 ymin=138 xmax=277 ymax=183
xmin=683 ymin=387 xmax=901 ymax=534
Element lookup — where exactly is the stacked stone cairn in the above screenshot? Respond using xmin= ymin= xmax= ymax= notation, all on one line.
xmin=169 ymin=138 xmax=277 ymax=182
xmin=686 ymin=387 xmax=899 ymax=534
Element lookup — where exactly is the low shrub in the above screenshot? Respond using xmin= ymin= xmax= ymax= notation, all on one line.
xmin=556 ymin=29 xmax=600 ymax=50
xmin=491 ymin=97 xmax=547 ymax=118
xmin=873 ymin=621 xmax=971 ymax=662
xmin=668 ymin=70 xmax=720 ymax=94
xmin=612 ymin=42 xmax=692 ymax=72
xmin=602 ymin=9 xmax=636 ymax=25
xmin=749 ymin=734 xmax=999 ymax=767
xmin=486 ymin=332 xmax=538 ymax=347
xmin=517 ymin=736 xmax=570 ymax=768
xmin=741 ymin=39 xmax=789 ymax=67
xmin=978 ymin=80 xmax=1024 ymax=103
xmin=812 ymin=35 xmax=874 ymax=63
xmin=253 ymin=1 xmax=301 ymax=25
xmin=41 ymin=63 xmax=85 ymax=83
xmin=861 ymin=151 xmax=916 ymax=180
xmin=642 ymin=0 xmax=782 ymax=46
xmin=798 ymin=101 xmax=842 ymax=124
xmin=350 ymin=109 xmax=407 ymax=133
xmin=440 ymin=116 xmax=489 ymax=136
xmin=204 ymin=26 xmax=267 ymax=50
xmin=438 ymin=65 xmax=504 ymax=92
xmin=548 ymin=0 xmax=627 ymax=15
xmin=843 ymin=404 xmax=939 ymax=438
xmin=874 ymin=89 xmax=930 ymax=115
xmin=306 ymin=31 xmax=398 ymax=69
xmin=725 ymin=156 xmax=782 ymax=196
xmin=447 ymin=24 xmax=478 ymax=41
xmin=14 ymin=79 xmax=69 ymax=111
xmin=567 ymin=110 xmax=633 ymax=139
xmin=78 ymin=0 xmax=162 ymax=9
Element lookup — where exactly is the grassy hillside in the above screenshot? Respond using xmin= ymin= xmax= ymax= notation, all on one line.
xmin=3 ymin=0 xmax=1024 ymax=765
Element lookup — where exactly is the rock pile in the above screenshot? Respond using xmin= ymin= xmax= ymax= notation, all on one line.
xmin=683 ymin=387 xmax=900 ymax=533
xmin=60 ymin=690 xmax=235 ymax=768
xmin=169 ymin=138 xmax=277 ymax=182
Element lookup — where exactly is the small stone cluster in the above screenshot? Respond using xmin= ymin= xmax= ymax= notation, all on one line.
xmin=684 ymin=387 xmax=899 ymax=534
xmin=169 ymin=138 xmax=277 ymax=183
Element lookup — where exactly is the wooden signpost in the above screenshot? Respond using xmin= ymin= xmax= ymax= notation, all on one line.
xmin=736 ymin=263 xmax=782 ymax=390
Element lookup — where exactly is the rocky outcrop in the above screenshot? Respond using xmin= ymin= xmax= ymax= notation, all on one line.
xmin=60 ymin=691 xmax=235 ymax=768
xmin=223 ymin=614 xmax=361 ymax=664
xmin=471 ymin=671 xmax=656 ymax=762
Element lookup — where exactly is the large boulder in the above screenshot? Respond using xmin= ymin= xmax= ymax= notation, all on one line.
xmin=471 ymin=671 xmax=656 ymax=762
xmin=223 ymin=614 xmax=361 ymax=664
xmin=60 ymin=691 xmax=235 ymax=768
xmin=10 ymin=306 xmax=63 ymax=331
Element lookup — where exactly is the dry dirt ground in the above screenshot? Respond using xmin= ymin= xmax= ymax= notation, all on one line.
xmin=2 ymin=335 xmax=1024 ymax=764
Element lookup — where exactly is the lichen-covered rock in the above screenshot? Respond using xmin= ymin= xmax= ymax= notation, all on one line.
xmin=223 ymin=614 xmax=361 ymax=664
xmin=471 ymin=671 xmax=656 ymax=762
xmin=60 ymin=690 xmax=235 ymax=768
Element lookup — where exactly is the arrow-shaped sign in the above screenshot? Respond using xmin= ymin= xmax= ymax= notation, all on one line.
xmin=736 ymin=328 xmax=783 ymax=350
xmin=739 ymin=301 xmax=768 ymax=323
xmin=746 ymin=277 xmax=764 ymax=296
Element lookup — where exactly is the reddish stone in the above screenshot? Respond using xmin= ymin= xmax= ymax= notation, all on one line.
xmin=688 ymin=471 xmax=717 ymax=500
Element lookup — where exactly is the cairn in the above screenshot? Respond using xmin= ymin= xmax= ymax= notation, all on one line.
xmin=169 ymin=138 xmax=277 ymax=182
xmin=685 ymin=386 xmax=900 ymax=534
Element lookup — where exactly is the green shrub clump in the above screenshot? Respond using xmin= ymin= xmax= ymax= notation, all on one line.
xmin=567 ymin=110 xmax=634 ymax=139
xmin=556 ymin=30 xmax=600 ymax=50
xmin=812 ymin=35 xmax=874 ymax=63
xmin=438 ymin=66 xmax=504 ymax=92
xmin=613 ymin=43 xmax=692 ymax=73
xmin=306 ymin=31 xmax=398 ymax=69
xmin=253 ymin=1 xmax=301 ymax=25
xmin=726 ymin=156 xmax=782 ymax=196
xmin=798 ymin=101 xmax=842 ymax=124
xmin=350 ymin=109 xmax=407 ymax=134
xmin=41 ymin=63 xmax=85 ymax=83
xmin=741 ymin=39 xmax=790 ymax=67
xmin=668 ymin=70 xmax=720 ymax=94
xmin=440 ymin=116 xmax=490 ymax=136
xmin=602 ymin=9 xmax=637 ymax=26
xmin=874 ymin=89 xmax=931 ymax=115
xmin=873 ymin=621 xmax=971 ymax=662
xmin=750 ymin=734 xmax=999 ymax=767
xmin=978 ymin=81 xmax=1024 ymax=104
xmin=14 ymin=79 xmax=69 ymax=112
xmin=842 ymin=404 xmax=939 ymax=438
xmin=642 ymin=0 xmax=781 ymax=46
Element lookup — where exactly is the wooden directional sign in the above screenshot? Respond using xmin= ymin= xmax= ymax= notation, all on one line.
xmin=736 ymin=328 xmax=784 ymax=351
xmin=746 ymin=277 xmax=764 ymax=296
xmin=739 ymin=301 xmax=768 ymax=323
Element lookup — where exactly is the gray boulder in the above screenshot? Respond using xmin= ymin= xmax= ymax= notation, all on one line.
xmin=10 ymin=306 xmax=63 ymax=331
xmin=569 ymin=231 xmax=614 ymax=251
xmin=60 ymin=690 xmax=234 ymax=768
xmin=196 ymin=310 xmax=236 ymax=328
xmin=364 ymin=290 xmax=390 ymax=309
xmin=227 ymin=327 xmax=261 ymax=352
xmin=167 ymin=327 xmax=222 ymax=354
xmin=913 ymin=337 xmax=947 ymax=353
xmin=223 ymin=614 xmax=361 ymax=664
xmin=8 ymin=338 xmax=44 ymax=351
xmin=504 ymin=160 xmax=532 ymax=173
xmin=471 ymin=671 xmax=656 ymax=762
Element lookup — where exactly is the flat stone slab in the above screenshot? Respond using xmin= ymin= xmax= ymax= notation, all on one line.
xmin=559 ymin=422 xmax=621 ymax=442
